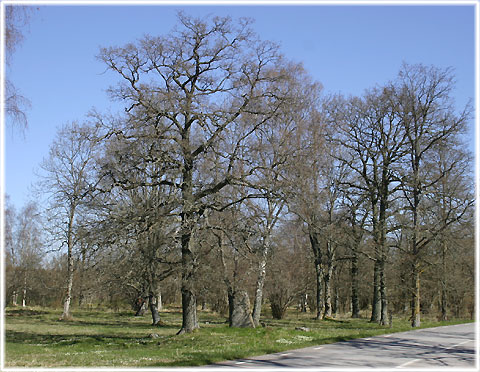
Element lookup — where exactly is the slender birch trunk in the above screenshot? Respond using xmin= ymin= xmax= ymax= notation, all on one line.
xmin=252 ymin=235 xmax=270 ymax=326
xmin=62 ymin=207 xmax=75 ymax=320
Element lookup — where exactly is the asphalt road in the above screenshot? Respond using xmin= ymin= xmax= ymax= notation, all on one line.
xmin=210 ymin=323 xmax=476 ymax=369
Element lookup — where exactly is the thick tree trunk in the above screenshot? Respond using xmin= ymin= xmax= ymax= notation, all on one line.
xmin=333 ymin=287 xmax=339 ymax=316
xmin=231 ymin=290 xmax=255 ymax=328
xmin=135 ymin=297 xmax=147 ymax=316
xmin=178 ymin=238 xmax=199 ymax=333
xmin=252 ymin=240 xmax=269 ymax=326
xmin=228 ymin=288 xmax=234 ymax=326
xmin=370 ymin=260 xmax=381 ymax=323
xmin=177 ymin=150 xmax=199 ymax=334
xmin=149 ymin=294 xmax=161 ymax=325
xmin=440 ymin=285 xmax=447 ymax=321
xmin=309 ymin=230 xmax=324 ymax=320
xmin=12 ymin=291 xmax=18 ymax=306
xmin=315 ymin=259 xmax=324 ymax=320
xmin=323 ymin=261 xmax=333 ymax=318
xmin=179 ymin=286 xmax=198 ymax=334
xmin=351 ymin=252 xmax=360 ymax=318
xmin=178 ymin=231 xmax=199 ymax=333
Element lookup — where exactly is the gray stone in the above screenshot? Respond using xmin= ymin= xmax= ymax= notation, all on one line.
xmin=231 ymin=290 xmax=255 ymax=328
xmin=295 ymin=326 xmax=310 ymax=332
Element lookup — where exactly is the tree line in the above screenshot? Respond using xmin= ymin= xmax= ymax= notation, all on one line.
xmin=5 ymin=13 xmax=474 ymax=333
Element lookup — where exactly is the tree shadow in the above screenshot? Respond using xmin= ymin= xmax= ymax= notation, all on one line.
xmin=5 ymin=330 xmax=147 ymax=346
xmin=6 ymin=309 xmax=49 ymax=317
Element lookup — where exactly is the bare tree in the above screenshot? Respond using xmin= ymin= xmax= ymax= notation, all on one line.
xmin=40 ymin=122 xmax=99 ymax=320
xmin=6 ymin=201 xmax=44 ymax=307
xmin=97 ymin=13 xmax=312 ymax=334
xmin=285 ymin=105 xmax=330 ymax=320
xmin=4 ymin=5 xmax=35 ymax=130
xmin=392 ymin=63 xmax=472 ymax=327
xmin=331 ymin=88 xmax=407 ymax=325
xmin=244 ymin=109 xmax=300 ymax=326
xmin=428 ymin=143 xmax=473 ymax=321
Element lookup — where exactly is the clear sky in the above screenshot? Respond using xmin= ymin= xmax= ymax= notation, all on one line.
xmin=4 ymin=1 xmax=476 ymax=210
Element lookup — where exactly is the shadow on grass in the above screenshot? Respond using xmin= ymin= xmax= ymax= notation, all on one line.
xmin=5 ymin=330 xmax=158 ymax=346
xmin=6 ymin=309 xmax=49 ymax=317
xmin=37 ymin=315 xmax=181 ymax=329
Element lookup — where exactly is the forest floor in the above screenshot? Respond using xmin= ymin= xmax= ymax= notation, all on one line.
xmin=4 ymin=306 xmax=473 ymax=367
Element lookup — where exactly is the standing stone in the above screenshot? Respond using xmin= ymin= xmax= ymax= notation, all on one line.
xmin=231 ymin=290 xmax=255 ymax=328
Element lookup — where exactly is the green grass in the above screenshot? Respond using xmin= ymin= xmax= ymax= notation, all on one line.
xmin=4 ymin=306 xmax=473 ymax=367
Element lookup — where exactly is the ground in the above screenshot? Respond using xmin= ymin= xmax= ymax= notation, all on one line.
xmin=4 ymin=306 xmax=472 ymax=367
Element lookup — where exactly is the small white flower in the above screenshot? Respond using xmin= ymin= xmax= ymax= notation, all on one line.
xmin=276 ymin=338 xmax=293 ymax=344
xmin=294 ymin=335 xmax=313 ymax=341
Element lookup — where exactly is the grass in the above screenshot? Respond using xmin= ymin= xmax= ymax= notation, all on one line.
xmin=4 ymin=305 xmax=473 ymax=367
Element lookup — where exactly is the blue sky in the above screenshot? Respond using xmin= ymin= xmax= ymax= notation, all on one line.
xmin=4 ymin=3 xmax=476 ymax=209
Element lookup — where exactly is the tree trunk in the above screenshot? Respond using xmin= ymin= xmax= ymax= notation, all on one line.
xmin=378 ymin=189 xmax=389 ymax=326
xmin=179 ymin=287 xmax=198 ymax=334
xmin=177 ymin=151 xmax=199 ymax=335
xmin=78 ymin=246 xmax=86 ymax=307
xmin=12 ymin=290 xmax=18 ymax=306
xmin=411 ymin=264 xmax=421 ymax=327
xmin=252 ymin=241 xmax=269 ymax=326
xmin=380 ymin=259 xmax=388 ymax=326
xmin=440 ymin=240 xmax=448 ymax=321
xmin=62 ymin=209 xmax=75 ymax=320
xmin=157 ymin=291 xmax=163 ymax=311
xmin=351 ymin=252 xmax=360 ymax=318
xmin=178 ymin=238 xmax=199 ymax=333
xmin=370 ymin=260 xmax=381 ymax=323
xmin=149 ymin=294 xmax=161 ymax=325
xmin=301 ymin=293 xmax=308 ymax=313
xmin=22 ymin=274 xmax=27 ymax=307
xmin=228 ymin=289 xmax=234 ymax=326
xmin=309 ymin=230 xmax=324 ymax=320
xmin=440 ymin=285 xmax=447 ymax=321
xmin=135 ymin=297 xmax=147 ymax=316
xmin=179 ymin=239 xmax=199 ymax=333
xmin=333 ymin=287 xmax=339 ymax=316
xmin=231 ymin=290 xmax=255 ymax=328
xmin=315 ymin=259 xmax=324 ymax=320
xmin=61 ymin=249 xmax=74 ymax=319
xmin=323 ymin=261 xmax=333 ymax=318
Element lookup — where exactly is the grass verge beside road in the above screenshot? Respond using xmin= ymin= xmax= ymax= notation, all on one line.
xmin=4 ymin=306 xmax=473 ymax=367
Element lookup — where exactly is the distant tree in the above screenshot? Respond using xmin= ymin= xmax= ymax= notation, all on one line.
xmin=285 ymin=111 xmax=326 ymax=320
xmin=245 ymin=109 xmax=298 ymax=326
xmin=341 ymin=191 xmax=369 ymax=318
xmin=266 ymin=219 xmax=314 ymax=319
xmin=5 ymin=195 xmax=19 ymax=306
xmin=6 ymin=201 xmax=44 ymax=307
xmin=331 ymin=88 xmax=407 ymax=325
xmin=392 ymin=63 xmax=472 ymax=327
xmin=40 ymin=122 xmax=99 ymax=320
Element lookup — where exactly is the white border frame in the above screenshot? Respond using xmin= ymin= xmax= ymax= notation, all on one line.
xmin=0 ymin=1 xmax=478 ymax=371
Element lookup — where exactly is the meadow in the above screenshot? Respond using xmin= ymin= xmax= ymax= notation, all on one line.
xmin=4 ymin=306 xmax=472 ymax=367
